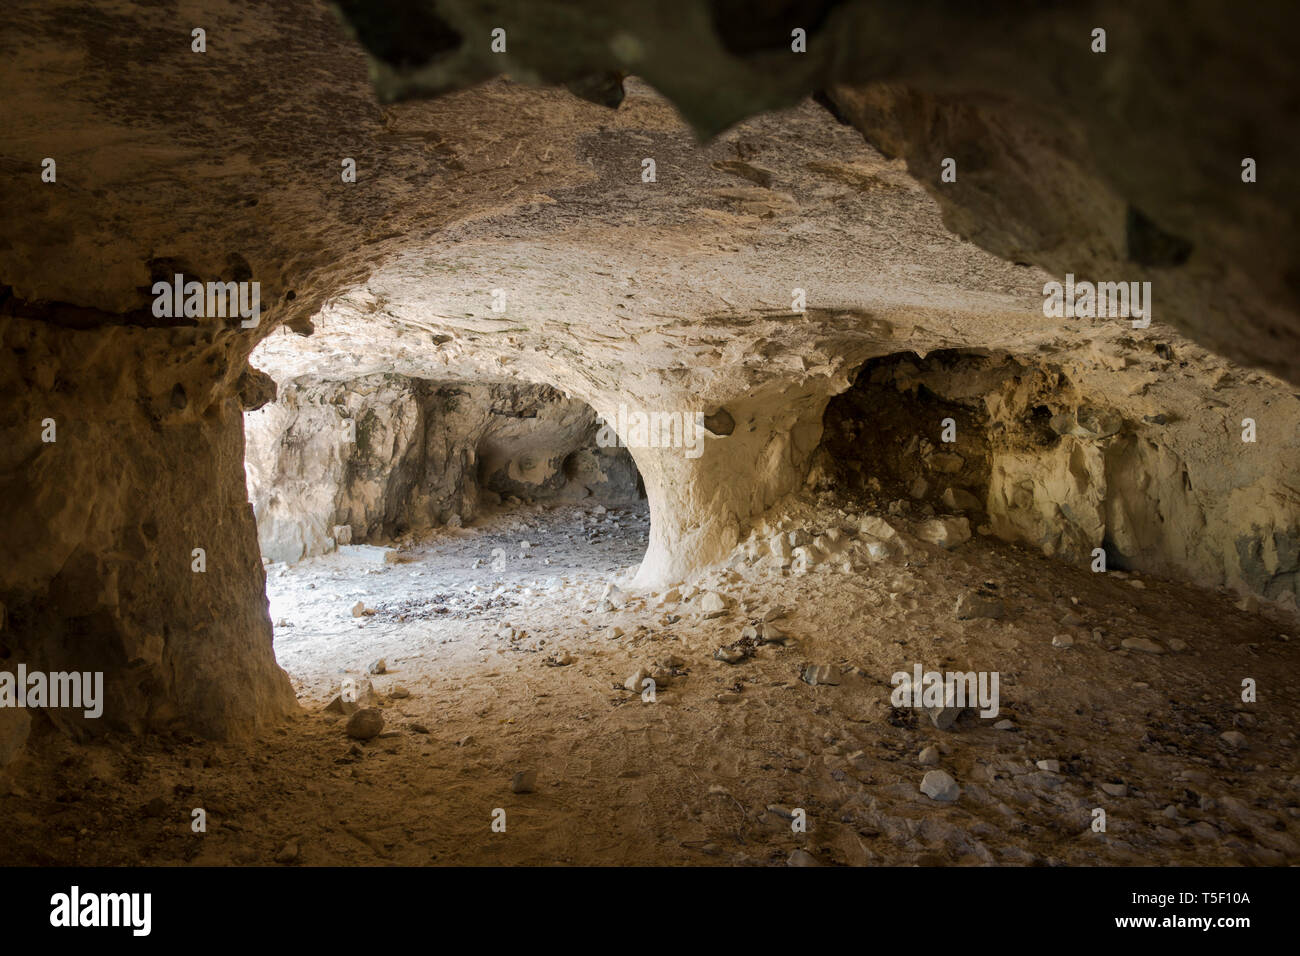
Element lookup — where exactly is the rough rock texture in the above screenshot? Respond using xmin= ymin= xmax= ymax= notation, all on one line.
xmin=244 ymin=374 xmax=640 ymax=562
xmin=0 ymin=321 xmax=296 ymax=743
xmin=1 ymin=0 xmax=1298 ymax=749
xmin=821 ymin=346 xmax=1300 ymax=605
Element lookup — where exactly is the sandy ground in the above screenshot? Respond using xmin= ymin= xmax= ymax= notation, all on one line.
xmin=2 ymin=497 xmax=1298 ymax=866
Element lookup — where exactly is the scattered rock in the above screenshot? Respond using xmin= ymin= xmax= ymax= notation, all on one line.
xmin=509 ymin=770 xmax=537 ymax=793
xmin=698 ymin=591 xmax=727 ymax=614
xmin=917 ymin=516 xmax=971 ymax=549
xmin=274 ymin=841 xmax=300 ymax=864
xmin=351 ymin=601 xmax=366 ymax=618
xmin=920 ymin=769 xmax=960 ymax=802
xmin=858 ymin=516 xmax=899 ymax=540
xmin=367 ymin=658 xmax=387 ymax=674
xmin=801 ymin=663 xmax=840 ymax=686
xmin=925 ymin=452 xmax=965 ymax=474
xmin=1051 ymin=633 xmax=1074 ymax=648
xmin=787 ymin=849 xmax=820 ymax=867
xmin=1120 ymin=638 xmax=1164 ymax=654
xmin=388 ymin=685 xmax=410 ymax=699
xmin=713 ymin=645 xmax=751 ymax=665
xmin=1220 ymin=730 xmax=1248 ymax=749
xmin=918 ymin=746 xmax=940 ymax=766
xmin=1036 ymin=759 xmax=1062 ymax=772
xmin=599 ymin=584 xmax=627 ymax=611
xmin=345 ymin=708 xmax=384 ymax=740
xmin=955 ymin=588 xmax=1005 ymax=620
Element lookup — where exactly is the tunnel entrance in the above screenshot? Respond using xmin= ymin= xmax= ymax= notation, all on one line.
xmin=241 ymin=372 xmax=648 ymax=695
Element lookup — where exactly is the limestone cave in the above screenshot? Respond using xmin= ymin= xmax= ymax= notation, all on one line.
xmin=0 ymin=0 xmax=1297 ymax=907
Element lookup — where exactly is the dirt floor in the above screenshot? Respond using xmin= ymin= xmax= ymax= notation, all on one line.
xmin=2 ymin=497 xmax=1297 ymax=866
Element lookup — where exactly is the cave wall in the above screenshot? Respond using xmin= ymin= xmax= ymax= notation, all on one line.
xmin=244 ymin=374 xmax=640 ymax=562
xmin=820 ymin=347 xmax=1300 ymax=606
xmin=0 ymin=316 xmax=296 ymax=757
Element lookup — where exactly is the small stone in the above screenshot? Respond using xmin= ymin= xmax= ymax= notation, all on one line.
xmin=787 ymin=849 xmax=820 ymax=867
xmin=274 ymin=841 xmax=300 ymax=864
xmin=1051 ymin=633 xmax=1074 ymax=648
xmin=368 ymin=658 xmax=387 ymax=674
xmin=917 ymin=517 xmax=971 ymax=549
xmin=1167 ymin=638 xmax=1188 ymax=652
xmin=925 ymin=452 xmax=965 ymax=474
xmin=858 ymin=516 xmax=899 ymax=540
xmin=1220 ymin=730 xmax=1248 ymax=749
xmin=324 ymin=696 xmax=359 ymax=716
xmin=920 ymin=769 xmax=960 ymax=802
xmin=1100 ymin=782 xmax=1128 ymax=797
xmin=918 ymin=746 xmax=940 ymax=766
xmin=801 ymin=663 xmax=840 ymax=686
xmin=1036 ymin=759 xmax=1062 ymax=772
xmin=389 ymin=685 xmax=410 ymax=699
xmin=345 ymin=708 xmax=384 ymax=740
xmin=955 ymin=589 xmax=1004 ymax=620
xmin=993 ymin=719 xmax=1016 ymax=731
xmin=624 ymin=668 xmax=652 ymax=691
xmin=599 ymin=583 xmax=627 ymax=611
xmin=713 ymin=644 xmax=749 ymax=664
xmin=1128 ymin=579 xmax=1146 ymax=590
xmin=408 ymin=723 xmax=430 ymax=734
xmin=1120 ymin=638 xmax=1164 ymax=654
xmin=698 ymin=591 xmax=727 ymax=613
xmin=351 ymin=601 xmax=366 ymax=618
xmin=509 ymin=770 xmax=537 ymax=793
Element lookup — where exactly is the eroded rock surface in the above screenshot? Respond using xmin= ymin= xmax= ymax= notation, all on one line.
xmin=245 ymin=375 xmax=639 ymax=562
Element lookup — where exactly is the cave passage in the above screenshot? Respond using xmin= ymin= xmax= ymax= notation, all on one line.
xmin=3 ymin=0 xmax=1299 ymax=874
xmin=242 ymin=370 xmax=649 ymax=687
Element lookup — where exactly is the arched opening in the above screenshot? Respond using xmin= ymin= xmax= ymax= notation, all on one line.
xmin=242 ymin=370 xmax=649 ymax=703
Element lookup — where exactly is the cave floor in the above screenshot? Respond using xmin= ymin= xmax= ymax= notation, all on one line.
xmin=2 ymin=499 xmax=1297 ymax=866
